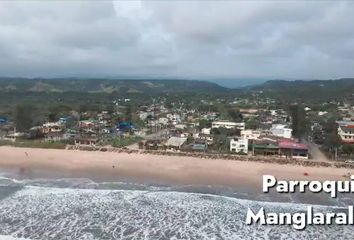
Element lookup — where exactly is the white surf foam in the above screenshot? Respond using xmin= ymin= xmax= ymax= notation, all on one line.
xmin=0 ymin=186 xmax=352 ymax=240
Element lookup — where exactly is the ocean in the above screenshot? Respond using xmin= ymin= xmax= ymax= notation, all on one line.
xmin=0 ymin=172 xmax=353 ymax=240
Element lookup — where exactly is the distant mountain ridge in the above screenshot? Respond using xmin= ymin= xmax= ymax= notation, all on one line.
xmin=0 ymin=78 xmax=229 ymax=94
xmin=1 ymin=77 xmax=354 ymax=101
xmin=250 ymin=78 xmax=354 ymax=101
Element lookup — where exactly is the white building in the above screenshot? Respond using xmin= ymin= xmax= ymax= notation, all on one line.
xmin=158 ymin=117 xmax=169 ymax=125
xmin=230 ymin=138 xmax=248 ymax=154
xmin=270 ymin=124 xmax=292 ymax=139
xmin=212 ymin=121 xmax=245 ymax=130
xmin=318 ymin=111 xmax=328 ymax=116
xmin=175 ymin=124 xmax=187 ymax=130
xmin=201 ymin=128 xmax=211 ymax=135
xmin=337 ymin=121 xmax=354 ymax=143
xmin=241 ymin=130 xmax=261 ymax=140
xmin=42 ymin=122 xmax=65 ymax=134
xmin=167 ymin=113 xmax=181 ymax=125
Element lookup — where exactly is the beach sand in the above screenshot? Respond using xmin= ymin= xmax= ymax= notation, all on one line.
xmin=0 ymin=146 xmax=351 ymax=189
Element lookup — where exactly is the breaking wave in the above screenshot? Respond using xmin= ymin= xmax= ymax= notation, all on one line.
xmin=0 ymin=177 xmax=353 ymax=240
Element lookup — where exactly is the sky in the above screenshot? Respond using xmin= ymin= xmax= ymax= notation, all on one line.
xmin=0 ymin=0 xmax=354 ymax=81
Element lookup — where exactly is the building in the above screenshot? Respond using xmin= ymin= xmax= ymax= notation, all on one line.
xmin=45 ymin=132 xmax=66 ymax=142
xmin=74 ymin=136 xmax=98 ymax=146
xmin=167 ymin=114 xmax=181 ymax=125
xmin=195 ymin=133 xmax=213 ymax=145
xmin=42 ymin=122 xmax=65 ymax=134
xmin=252 ymin=139 xmax=279 ymax=156
xmin=278 ymin=139 xmax=309 ymax=159
xmin=191 ymin=141 xmax=208 ymax=151
xmin=117 ymin=121 xmax=134 ymax=134
xmin=158 ymin=117 xmax=169 ymax=125
xmin=79 ymin=120 xmax=98 ymax=134
xmin=212 ymin=121 xmax=245 ymax=130
xmin=270 ymin=124 xmax=292 ymax=139
xmin=201 ymin=128 xmax=211 ymax=135
xmin=251 ymin=138 xmax=309 ymax=159
xmin=145 ymin=139 xmax=164 ymax=150
xmin=230 ymin=138 xmax=248 ymax=154
xmin=165 ymin=136 xmax=187 ymax=150
xmin=337 ymin=121 xmax=354 ymax=143
xmin=241 ymin=130 xmax=261 ymax=140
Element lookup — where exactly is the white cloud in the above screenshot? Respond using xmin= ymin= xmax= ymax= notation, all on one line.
xmin=0 ymin=0 xmax=353 ymax=80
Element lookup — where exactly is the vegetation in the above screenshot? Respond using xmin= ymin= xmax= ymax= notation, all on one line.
xmin=0 ymin=140 xmax=67 ymax=149
xmin=251 ymin=78 xmax=354 ymax=103
xmin=111 ymin=136 xmax=143 ymax=148
xmin=290 ymin=104 xmax=308 ymax=138
xmin=14 ymin=104 xmax=36 ymax=132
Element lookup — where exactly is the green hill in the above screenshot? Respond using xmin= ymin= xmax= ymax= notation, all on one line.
xmin=0 ymin=78 xmax=228 ymax=94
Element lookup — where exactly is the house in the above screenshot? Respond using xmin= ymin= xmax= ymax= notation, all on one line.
xmin=278 ymin=139 xmax=309 ymax=159
xmin=270 ymin=124 xmax=292 ymax=139
xmin=167 ymin=113 xmax=181 ymax=125
xmin=165 ymin=136 xmax=187 ymax=150
xmin=201 ymin=128 xmax=211 ymax=135
xmin=4 ymin=132 xmax=25 ymax=141
xmin=230 ymin=138 xmax=248 ymax=154
xmin=251 ymin=137 xmax=309 ymax=159
xmin=212 ymin=121 xmax=245 ymax=130
xmin=252 ymin=139 xmax=279 ymax=156
xmin=337 ymin=120 xmax=354 ymax=143
xmin=241 ymin=130 xmax=261 ymax=140
xmin=158 ymin=117 xmax=169 ymax=125
xmin=191 ymin=140 xmax=208 ymax=151
xmin=175 ymin=124 xmax=187 ymax=130
xmin=145 ymin=139 xmax=164 ymax=150
xmin=45 ymin=132 xmax=66 ymax=142
xmin=79 ymin=120 xmax=98 ymax=134
xmin=117 ymin=121 xmax=134 ymax=134
xmin=240 ymin=109 xmax=258 ymax=118
xmin=75 ymin=136 xmax=98 ymax=146
xmin=42 ymin=122 xmax=65 ymax=134
xmin=194 ymin=133 xmax=213 ymax=145
xmin=240 ymin=109 xmax=258 ymax=114
xmin=138 ymin=111 xmax=149 ymax=120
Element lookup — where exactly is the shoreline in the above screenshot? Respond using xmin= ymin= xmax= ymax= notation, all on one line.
xmin=0 ymin=146 xmax=352 ymax=187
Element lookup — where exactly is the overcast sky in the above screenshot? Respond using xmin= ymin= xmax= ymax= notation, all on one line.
xmin=0 ymin=1 xmax=354 ymax=81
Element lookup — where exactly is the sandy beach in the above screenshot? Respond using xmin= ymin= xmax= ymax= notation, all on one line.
xmin=0 ymin=146 xmax=351 ymax=188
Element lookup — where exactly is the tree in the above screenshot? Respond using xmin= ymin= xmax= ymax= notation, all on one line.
xmin=211 ymin=134 xmax=229 ymax=152
xmin=312 ymin=126 xmax=324 ymax=144
xmin=290 ymin=104 xmax=308 ymax=138
xmin=211 ymin=127 xmax=240 ymax=137
xmin=227 ymin=107 xmax=243 ymax=122
xmin=341 ymin=144 xmax=354 ymax=156
xmin=48 ymin=105 xmax=72 ymax=122
xmin=245 ymin=118 xmax=261 ymax=130
xmin=198 ymin=119 xmax=211 ymax=130
xmin=14 ymin=104 xmax=35 ymax=132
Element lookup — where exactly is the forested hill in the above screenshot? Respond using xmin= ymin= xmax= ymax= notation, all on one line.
xmin=249 ymin=78 xmax=354 ymax=102
xmin=0 ymin=78 xmax=229 ymax=94
xmin=2 ymin=77 xmax=354 ymax=102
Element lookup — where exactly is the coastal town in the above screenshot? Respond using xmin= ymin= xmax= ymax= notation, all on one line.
xmin=1 ymin=92 xmax=353 ymax=164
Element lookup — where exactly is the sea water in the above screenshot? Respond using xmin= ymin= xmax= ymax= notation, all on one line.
xmin=0 ymin=175 xmax=353 ymax=240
